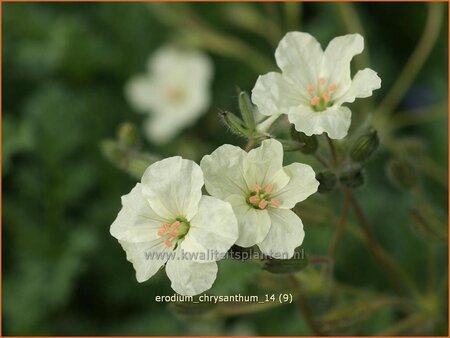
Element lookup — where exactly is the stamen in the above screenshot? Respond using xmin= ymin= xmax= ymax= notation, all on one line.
xmin=318 ymin=77 xmax=326 ymax=85
xmin=249 ymin=195 xmax=261 ymax=204
xmin=328 ymin=84 xmax=336 ymax=92
xmin=258 ymin=199 xmax=268 ymax=209
xmin=310 ymin=96 xmax=320 ymax=106
xmin=171 ymin=221 xmax=181 ymax=231
xmin=265 ymin=183 xmax=274 ymax=194
xmin=254 ymin=184 xmax=261 ymax=193
xmin=307 ymin=85 xmax=315 ymax=93
xmin=157 ymin=223 xmax=170 ymax=237
xmin=322 ymin=93 xmax=331 ymax=103
xmin=164 ymin=239 xmax=173 ymax=247
xmin=270 ymin=199 xmax=280 ymax=208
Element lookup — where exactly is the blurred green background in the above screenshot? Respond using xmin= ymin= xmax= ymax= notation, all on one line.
xmin=2 ymin=2 xmax=448 ymax=336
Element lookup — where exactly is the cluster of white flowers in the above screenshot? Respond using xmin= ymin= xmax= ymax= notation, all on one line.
xmin=111 ymin=139 xmax=318 ymax=295
xmin=113 ymin=32 xmax=380 ymax=295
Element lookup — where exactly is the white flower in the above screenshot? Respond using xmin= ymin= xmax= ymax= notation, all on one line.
xmin=200 ymin=139 xmax=319 ymax=258
xmin=125 ymin=46 xmax=213 ymax=144
xmin=110 ymin=157 xmax=238 ymax=295
xmin=252 ymin=32 xmax=381 ymax=139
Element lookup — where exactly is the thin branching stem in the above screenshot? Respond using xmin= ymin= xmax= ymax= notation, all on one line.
xmin=347 ymin=189 xmax=418 ymax=297
xmin=288 ymin=275 xmax=324 ymax=336
xmin=375 ymin=3 xmax=444 ymax=117
xmin=314 ymin=153 xmax=329 ymax=168
xmin=328 ymin=189 xmax=351 ymax=258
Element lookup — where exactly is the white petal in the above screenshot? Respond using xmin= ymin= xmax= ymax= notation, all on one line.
xmin=288 ymin=105 xmax=352 ymax=140
xmin=110 ymin=183 xmax=166 ymax=243
xmin=273 ymin=163 xmax=319 ymax=209
xmin=275 ymin=32 xmax=323 ymax=90
xmin=125 ymin=75 xmax=159 ymax=113
xmin=257 ymin=209 xmax=304 ymax=259
xmin=336 ymin=68 xmax=381 ymax=105
xmin=141 ymin=157 xmax=203 ymax=220
xmin=200 ymin=144 xmax=248 ymax=200
xmin=226 ymin=194 xmax=271 ymax=247
xmin=149 ymin=46 xmax=213 ymax=84
xmin=165 ymin=251 xmax=218 ymax=295
xmin=322 ymin=34 xmax=364 ymax=93
xmin=251 ymin=72 xmax=305 ymax=117
xmin=180 ymin=196 xmax=238 ymax=262
xmin=143 ymin=115 xmax=180 ymax=144
xmin=243 ymin=139 xmax=289 ymax=189
xmin=119 ymin=239 xmax=171 ymax=282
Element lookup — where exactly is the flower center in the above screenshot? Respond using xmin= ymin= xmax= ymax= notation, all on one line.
xmin=247 ymin=183 xmax=280 ymax=210
xmin=165 ymin=86 xmax=185 ymax=104
xmin=157 ymin=217 xmax=190 ymax=248
xmin=306 ymin=77 xmax=337 ymax=112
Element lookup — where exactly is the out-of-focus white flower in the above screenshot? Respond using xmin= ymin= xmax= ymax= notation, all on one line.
xmin=252 ymin=32 xmax=381 ymax=139
xmin=110 ymin=157 xmax=238 ymax=295
xmin=125 ymin=46 xmax=213 ymax=144
xmin=200 ymin=139 xmax=319 ymax=258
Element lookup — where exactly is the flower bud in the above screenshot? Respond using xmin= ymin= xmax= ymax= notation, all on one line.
xmin=219 ymin=111 xmax=249 ymax=138
xmin=411 ymin=204 xmax=447 ymax=242
xmin=395 ymin=137 xmax=426 ymax=158
xmin=263 ymin=255 xmax=309 ymax=274
xmin=101 ymin=140 xmax=157 ymax=179
xmin=277 ymin=139 xmax=305 ymax=152
xmin=339 ymin=166 xmax=364 ymax=188
xmin=238 ymin=91 xmax=256 ymax=130
xmin=117 ymin=122 xmax=140 ymax=149
xmin=316 ymin=170 xmax=337 ymax=193
xmin=386 ymin=159 xmax=418 ymax=190
xmin=350 ymin=128 xmax=379 ymax=162
xmin=100 ymin=140 xmax=126 ymax=164
xmin=290 ymin=126 xmax=318 ymax=154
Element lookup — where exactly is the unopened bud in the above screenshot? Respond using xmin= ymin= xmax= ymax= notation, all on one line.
xmin=290 ymin=126 xmax=318 ymax=154
xmin=396 ymin=137 xmax=426 ymax=158
xmin=219 ymin=111 xmax=249 ymax=138
xmin=101 ymin=140 xmax=157 ymax=179
xmin=100 ymin=140 xmax=126 ymax=164
xmin=350 ymin=128 xmax=379 ymax=162
xmin=238 ymin=91 xmax=256 ymax=130
xmin=411 ymin=204 xmax=447 ymax=242
xmin=263 ymin=254 xmax=309 ymax=274
xmin=277 ymin=139 xmax=305 ymax=152
xmin=117 ymin=122 xmax=140 ymax=149
xmin=339 ymin=166 xmax=364 ymax=188
xmin=316 ymin=170 xmax=337 ymax=193
xmin=386 ymin=159 xmax=418 ymax=190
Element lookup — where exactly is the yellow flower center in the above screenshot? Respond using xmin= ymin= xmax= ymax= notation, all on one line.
xmin=165 ymin=86 xmax=185 ymax=104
